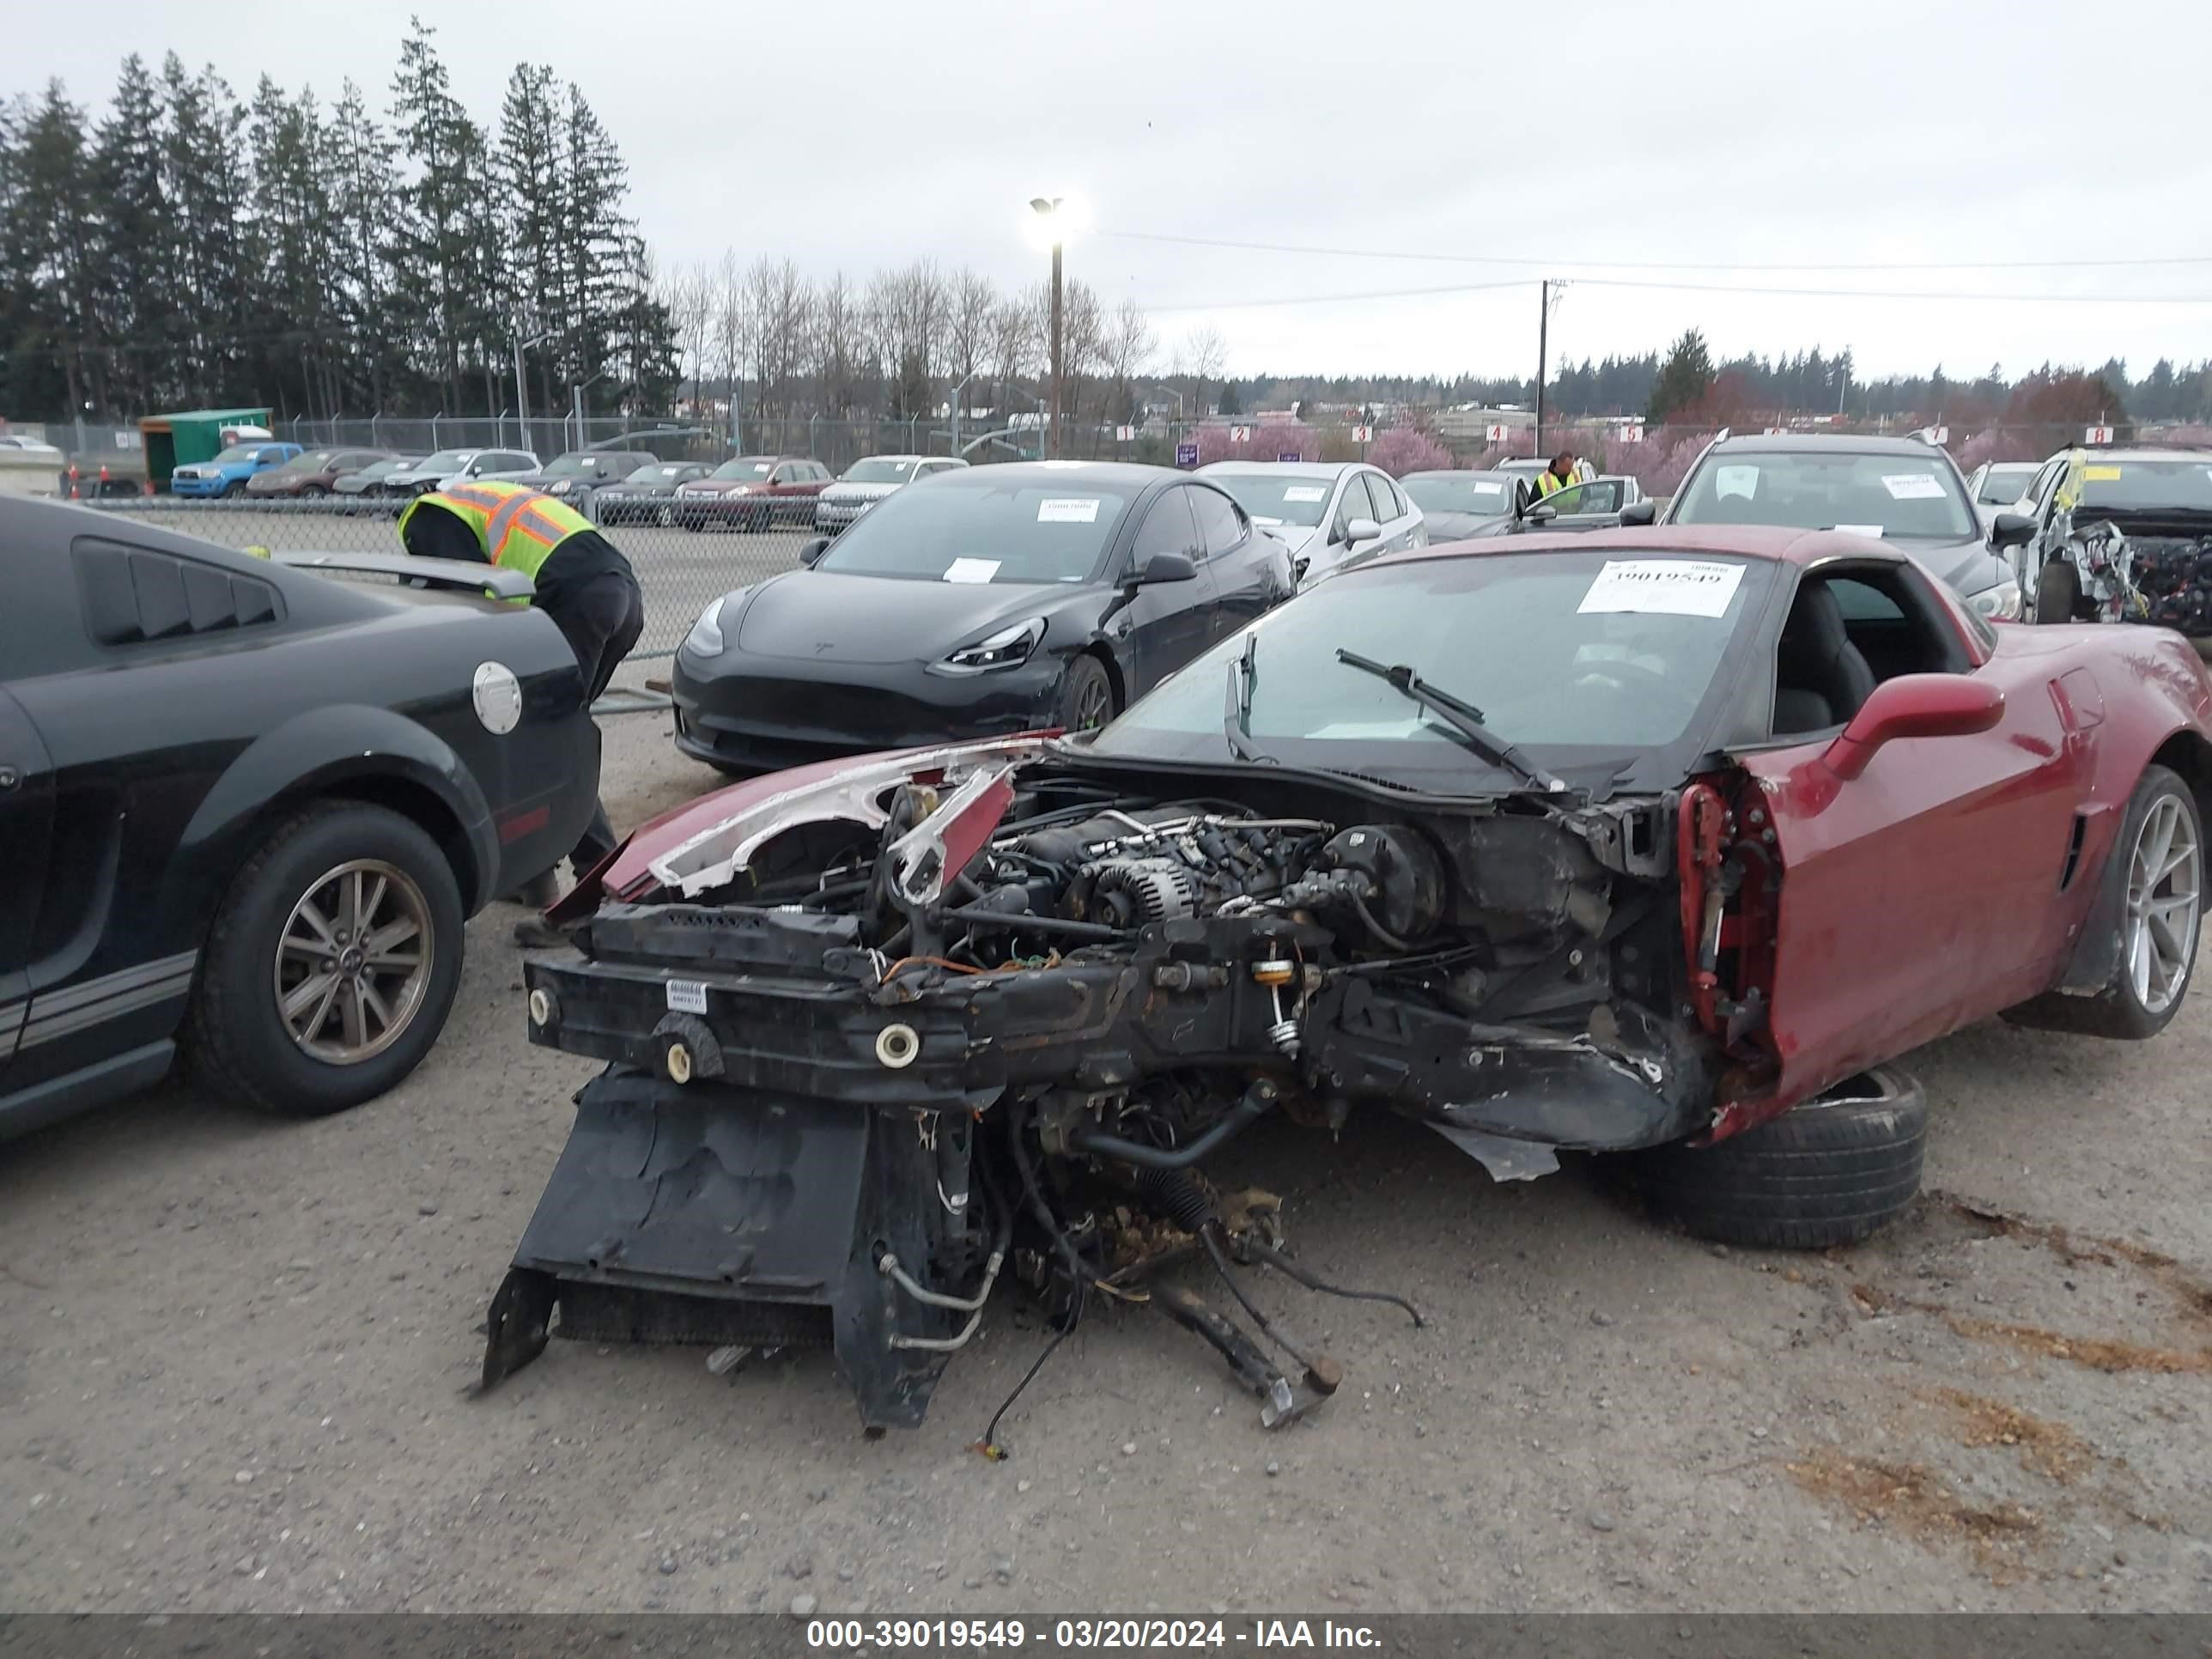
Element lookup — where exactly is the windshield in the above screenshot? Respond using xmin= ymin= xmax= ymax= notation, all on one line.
xmin=1205 ymin=471 xmax=1337 ymax=529
xmin=543 ymin=453 xmax=630 ymax=479
xmin=212 ymin=444 xmax=272 ymax=465
xmin=1974 ymin=465 xmax=2037 ymax=505
xmin=1402 ymin=472 xmax=1516 ymax=515
xmin=1672 ymin=450 xmax=1976 ymax=539
xmin=1091 ymin=548 xmax=1765 ymax=791
xmin=625 ymin=464 xmax=691 ymax=483
xmin=2075 ymin=459 xmax=2212 ymax=514
xmin=270 ymin=448 xmax=338 ymax=473
xmin=712 ymin=458 xmax=776 ymax=481
xmin=416 ymin=450 xmax=473 ymax=474
xmin=816 ymin=475 xmax=1139 ymax=584
xmin=844 ymin=459 xmax=919 ymax=483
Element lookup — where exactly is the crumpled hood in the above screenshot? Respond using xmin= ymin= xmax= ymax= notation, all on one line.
xmin=733 ymin=568 xmax=1060 ymax=664
xmin=1259 ymin=523 xmax=1319 ymax=559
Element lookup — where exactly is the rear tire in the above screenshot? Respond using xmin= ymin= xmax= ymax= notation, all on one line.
xmin=182 ymin=802 xmax=466 ymax=1119
xmin=2036 ymin=559 xmax=2081 ymax=624
xmin=1615 ymin=1067 xmax=1927 ymax=1249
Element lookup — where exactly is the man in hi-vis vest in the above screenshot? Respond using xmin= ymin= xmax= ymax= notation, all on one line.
xmin=399 ymin=480 xmax=645 ymax=945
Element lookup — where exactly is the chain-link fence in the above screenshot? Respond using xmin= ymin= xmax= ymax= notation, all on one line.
xmin=68 ymin=495 xmax=801 ymax=660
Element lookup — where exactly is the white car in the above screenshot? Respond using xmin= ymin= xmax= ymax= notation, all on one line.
xmin=813 ymin=454 xmax=969 ymax=533
xmin=1195 ymin=461 xmax=1425 ymax=587
xmin=0 ymin=434 xmax=64 ymax=457
xmin=378 ymin=447 xmax=542 ymax=499
xmin=1966 ymin=460 xmax=2042 ymax=528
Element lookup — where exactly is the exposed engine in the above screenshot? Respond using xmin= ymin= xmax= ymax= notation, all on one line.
xmin=483 ymin=754 xmax=1774 ymax=1439
xmin=2052 ymin=516 xmax=2212 ymax=631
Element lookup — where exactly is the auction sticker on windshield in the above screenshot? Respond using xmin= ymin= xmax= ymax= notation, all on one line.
xmin=1578 ymin=559 xmax=1746 ymax=619
xmin=1037 ymin=498 xmax=1101 ymax=523
xmin=1881 ymin=473 xmax=1947 ymax=500
xmin=943 ymin=557 xmax=1000 ymax=583
xmin=1283 ymin=485 xmax=1328 ymax=502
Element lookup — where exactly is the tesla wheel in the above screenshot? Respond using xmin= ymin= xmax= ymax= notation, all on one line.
xmin=1056 ymin=655 xmax=1116 ymax=734
xmin=183 ymin=801 xmax=466 ymax=1119
xmin=2036 ymin=559 xmax=2081 ymax=624
xmin=1614 ymin=1066 xmax=1927 ymax=1250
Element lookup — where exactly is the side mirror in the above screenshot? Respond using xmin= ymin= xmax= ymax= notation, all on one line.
xmin=1619 ymin=498 xmax=1658 ymax=527
xmin=1990 ymin=511 xmax=2035 ymax=550
xmin=1521 ymin=502 xmax=1558 ymax=526
xmin=1133 ymin=552 xmax=1198 ymax=586
xmin=797 ymin=537 xmax=830 ymax=567
xmin=1345 ymin=516 xmax=1382 ymax=547
xmin=1823 ymin=674 xmax=2004 ymax=781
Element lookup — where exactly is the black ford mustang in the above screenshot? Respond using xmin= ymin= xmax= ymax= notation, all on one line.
xmin=670 ymin=461 xmax=1294 ymax=774
xmin=0 ymin=496 xmax=599 ymax=1139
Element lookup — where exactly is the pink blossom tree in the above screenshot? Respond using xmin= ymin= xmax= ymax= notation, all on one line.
xmin=1365 ymin=427 xmax=1453 ymax=476
xmin=1193 ymin=422 xmax=1319 ymax=465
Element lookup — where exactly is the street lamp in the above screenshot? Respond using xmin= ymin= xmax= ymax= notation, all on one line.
xmin=571 ymin=367 xmax=615 ymax=452
xmin=514 ymin=329 xmax=551 ymax=449
xmin=1027 ymin=195 xmax=1084 ymax=459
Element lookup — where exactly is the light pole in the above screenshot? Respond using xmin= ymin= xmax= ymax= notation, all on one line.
xmin=514 ymin=329 xmax=550 ymax=451
xmin=571 ymin=368 xmax=614 ymax=453
xmin=1030 ymin=197 xmax=1067 ymax=459
xmin=949 ymin=368 xmax=981 ymax=457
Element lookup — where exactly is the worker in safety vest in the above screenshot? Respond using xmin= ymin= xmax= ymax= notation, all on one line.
xmin=1533 ymin=451 xmax=1579 ymax=497
xmin=398 ymin=481 xmax=644 ymax=945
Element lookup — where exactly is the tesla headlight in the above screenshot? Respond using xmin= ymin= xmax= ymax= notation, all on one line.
xmin=1969 ymin=576 xmax=2022 ymax=621
xmin=684 ymin=595 xmax=732 ymax=656
xmin=938 ymin=617 xmax=1045 ymax=674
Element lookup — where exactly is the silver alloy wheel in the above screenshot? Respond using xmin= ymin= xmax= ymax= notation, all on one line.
xmin=274 ymin=859 xmax=435 ymax=1064
xmin=2127 ymin=792 xmax=2201 ymax=1015
xmin=657 ymin=504 xmax=675 ymax=527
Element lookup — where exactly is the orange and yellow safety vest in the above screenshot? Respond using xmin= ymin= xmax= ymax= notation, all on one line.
xmin=398 ymin=481 xmax=595 ymax=586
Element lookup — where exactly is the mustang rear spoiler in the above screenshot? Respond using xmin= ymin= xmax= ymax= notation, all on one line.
xmin=273 ymin=550 xmax=537 ymax=601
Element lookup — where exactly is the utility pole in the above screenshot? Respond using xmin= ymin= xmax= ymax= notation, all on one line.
xmin=1534 ymin=278 xmax=1549 ymax=459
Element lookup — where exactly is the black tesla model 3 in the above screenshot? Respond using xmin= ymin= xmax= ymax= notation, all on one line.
xmin=671 ymin=461 xmax=1294 ymax=774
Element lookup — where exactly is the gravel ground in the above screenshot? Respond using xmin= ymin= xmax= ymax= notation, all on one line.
xmin=6 ymin=706 xmax=2212 ymax=1616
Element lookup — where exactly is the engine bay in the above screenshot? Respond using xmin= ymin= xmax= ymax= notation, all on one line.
xmin=481 ymin=752 xmax=1781 ymax=1436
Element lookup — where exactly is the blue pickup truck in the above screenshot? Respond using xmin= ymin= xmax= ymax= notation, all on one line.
xmin=169 ymin=441 xmax=303 ymax=498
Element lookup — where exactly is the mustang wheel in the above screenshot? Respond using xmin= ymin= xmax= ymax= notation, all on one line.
xmin=1615 ymin=1066 xmax=1928 ymax=1249
xmin=2036 ymin=559 xmax=2081 ymax=624
xmin=1057 ymin=655 xmax=1116 ymax=733
xmin=183 ymin=801 xmax=465 ymax=1118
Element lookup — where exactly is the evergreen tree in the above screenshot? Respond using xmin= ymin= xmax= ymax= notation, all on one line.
xmin=389 ymin=18 xmax=487 ymax=410
xmin=496 ymin=64 xmax=566 ymax=414
xmin=91 ymin=57 xmax=178 ymax=412
xmin=1217 ymin=378 xmax=1243 ymax=416
xmin=325 ymin=79 xmax=404 ymax=412
xmin=1646 ymin=329 xmax=1714 ymax=422
xmin=6 ymin=83 xmax=102 ymax=416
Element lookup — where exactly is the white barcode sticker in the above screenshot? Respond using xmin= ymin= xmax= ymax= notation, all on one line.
xmin=1283 ymin=485 xmax=1328 ymax=503
xmin=1882 ymin=473 xmax=1946 ymax=501
xmin=1038 ymin=497 xmax=1101 ymax=523
xmin=665 ymin=979 xmax=708 ymax=1014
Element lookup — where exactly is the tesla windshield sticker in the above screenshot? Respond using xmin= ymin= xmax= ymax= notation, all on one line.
xmin=1715 ymin=465 xmax=1759 ymax=500
xmin=1283 ymin=485 xmax=1328 ymax=502
xmin=943 ymin=557 xmax=1000 ymax=583
xmin=2081 ymin=465 xmax=2124 ymax=482
xmin=1578 ymin=559 xmax=1747 ymax=619
xmin=1881 ymin=473 xmax=1947 ymax=500
xmin=1834 ymin=525 xmax=1886 ymax=538
xmin=1038 ymin=498 xmax=1101 ymax=523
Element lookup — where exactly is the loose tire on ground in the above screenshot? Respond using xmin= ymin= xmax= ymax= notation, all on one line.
xmin=1614 ymin=1066 xmax=1927 ymax=1249
xmin=182 ymin=801 xmax=466 ymax=1118
xmin=2036 ymin=559 xmax=2081 ymax=624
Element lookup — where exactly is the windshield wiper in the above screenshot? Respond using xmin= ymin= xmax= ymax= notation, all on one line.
xmin=1223 ymin=633 xmax=1275 ymax=763
xmin=1333 ymin=647 xmax=1570 ymax=795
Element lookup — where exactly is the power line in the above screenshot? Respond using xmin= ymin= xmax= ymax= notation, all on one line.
xmin=1140 ymin=276 xmax=2212 ymax=314
xmin=1100 ymin=228 xmax=2212 ymax=274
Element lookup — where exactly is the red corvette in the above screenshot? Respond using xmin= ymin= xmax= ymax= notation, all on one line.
xmin=489 ymin=526 xmax=2210 ymax=1431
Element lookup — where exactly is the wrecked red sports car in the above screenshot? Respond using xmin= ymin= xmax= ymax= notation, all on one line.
xmin=482 ymin=527 xmax=2212 ymax=1435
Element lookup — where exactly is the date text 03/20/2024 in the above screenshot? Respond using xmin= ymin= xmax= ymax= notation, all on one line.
xmin=804 ymin=1618 xmax=1382 ymax=1650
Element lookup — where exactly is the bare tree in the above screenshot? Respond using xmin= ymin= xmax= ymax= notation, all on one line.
xmin=746 ymin=255 xmax=812 ymax=419
xmin=708 ymin=247 xmax=749 ymax=432
xmin=666 ymin=261 xmax=714 ymax=420
xmin=946 ymin=267 xmax=997 ymax=411
xmin=1180 ymin=325 xmax=1226 ymax=416
xmin=1103 ymin=298 xmax=1156 ymax=429
xmin=811 ymin=270 xmax=868 ymax=416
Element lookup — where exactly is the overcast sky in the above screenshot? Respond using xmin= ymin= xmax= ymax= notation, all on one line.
xmin=20 ymin=0 xmax=2212 ymax=386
